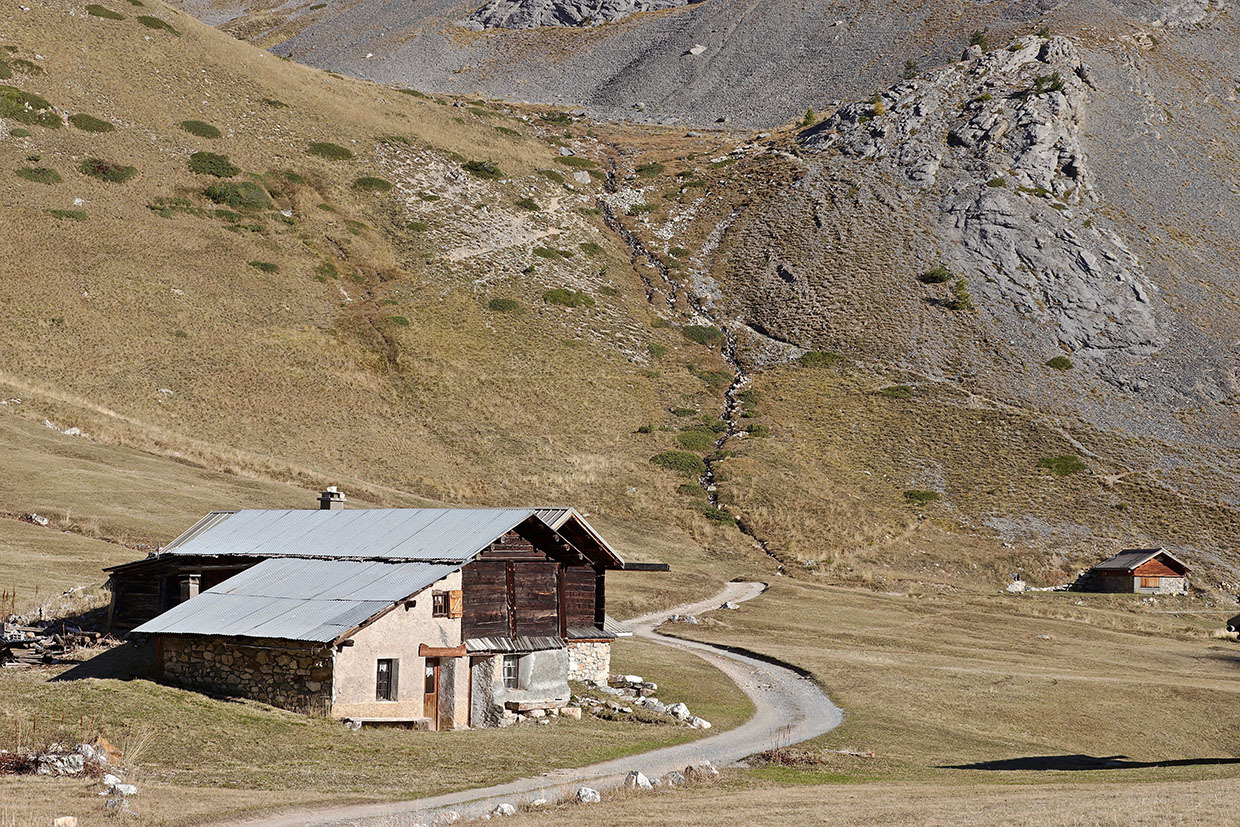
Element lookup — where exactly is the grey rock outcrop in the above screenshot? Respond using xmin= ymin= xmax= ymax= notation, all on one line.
xmin=466 ymin=0 xmax=702 ymax=30
xmin=803 ymin=36 xmax=1162 ymax=364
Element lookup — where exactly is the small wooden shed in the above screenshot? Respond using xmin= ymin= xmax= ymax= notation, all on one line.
xmin=1086 ymin=548 xmax=1189 ymax=595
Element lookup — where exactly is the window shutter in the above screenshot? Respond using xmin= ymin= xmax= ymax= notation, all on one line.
xmin=390 ymin=659 xmax=399 ymax=699
xmin=448 ymin=589 xmax=464 ymax=619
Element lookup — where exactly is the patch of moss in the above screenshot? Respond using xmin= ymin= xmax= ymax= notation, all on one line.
xmin=78 ymin=158 xmax=136 ymax=183
xmin=514 ymin=196 xmax=540 ymax=211
xmin=918 ymin=265 xmax=953 ymax=284
xmin=636 ymin=162 xmax=665 ymax=177
xmin=307 ymin=142 xmax=353 ymax=161
xmin=188 ymin=151 xmax=239 ymax=177
xmin=875 ymin=385 xmax=914 ymax=400
xmin=555 ymin=156 xmax=596 ymax=170
xmin=386 ymin=315 xmax=411 ymax=327
xmin=676 ymin=482 xmax=706 ymax=499
xmin=48 ymin=209 xmax=87 ymax=221
xmin=1045 ymin=355 xmax=1073 ymax=371
xmin=16 ymin=166 xmax=61 ymax=184
xmin=68 ymin=114 xmax=114 ymax=133
xmin=398 ymin=88 xmax=428 ymax=99
xmin=10 ymin=127 xmax=31 ymax=137
xmin=248 ymin=260 xmax=279 ymax=273
xmin=676 ymin=428 xmax=716 ymax=452
xmin=647 ymin=343 xmax=668 ymax=360
xmin=702 ymin=506 xmax=736 ymax=526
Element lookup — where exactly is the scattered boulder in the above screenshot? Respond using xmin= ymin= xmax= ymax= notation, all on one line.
xmin=560 ymin=706 xmax=582 ymax=720
xmin=491 ymin=803 xmax=517 ymax=817
xmin=529 ymin=798 xmax=548 ymax=808
xmin=558 ymin=146 xmax=575 ymax=156
xmin=687 ymin=716 xmax=712 ymax=729
xmin=576 ymin=786 xmax=601 ymax=803
xmin=663 ymin=770 xmax=687 ymax=787
xmin=720 ymin=601 xmax=739 ymax=609
xmin=684 ymin=761 xmax=719 ymax=782
xmin=667 ymin=702 xmax=691 ymax=721
xmin=688 ymin=44 xmax=706 ymax=56
xmin=36 ymin=752 xmax=84 ymax=777
xmin=52 ymin=818 xmax=78 ymax=827
xmin=624 ymin=770 xmax=654 ymax=790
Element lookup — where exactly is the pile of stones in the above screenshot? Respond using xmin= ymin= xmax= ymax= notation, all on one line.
xmin=572 ymin=674 xmax=712 ymax=729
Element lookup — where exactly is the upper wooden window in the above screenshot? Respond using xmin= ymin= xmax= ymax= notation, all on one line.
xmin=432 ymin=592 xmax=449 ymax=617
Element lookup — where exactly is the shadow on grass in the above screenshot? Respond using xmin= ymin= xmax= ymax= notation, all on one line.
xmin=54 ymin=639 xmax=158 ymax=682
xmin=942 ymin=754 xmax=1240 ymax=771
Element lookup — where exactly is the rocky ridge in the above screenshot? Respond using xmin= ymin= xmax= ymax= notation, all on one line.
xmin=465 ymin=0 xmax=701 ymax=30
xmin=803 ymin=36 xmax=1162 ymax=366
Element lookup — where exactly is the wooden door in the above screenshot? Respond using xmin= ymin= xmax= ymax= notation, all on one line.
xmin=423 ymin=658 xmax=440 ymax=730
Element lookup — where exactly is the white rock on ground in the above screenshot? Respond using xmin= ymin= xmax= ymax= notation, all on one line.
xmin=687 ymin=716 xmax=712 ymax=729
xmin=491 ymin=803 xmax=516 ymax=816
xmin=667 ymin=702 xmax=691 ymax=720
xmin=624 ymin=770 xmax=654 ymax=790
xmin=576 ymin=787 xmax=601 ymax=803
xmin=663 ymin=770 xmax=687 ymax=787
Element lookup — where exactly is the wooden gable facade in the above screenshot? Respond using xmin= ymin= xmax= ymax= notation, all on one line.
xmin=461 ymin=522 xmax=605 ymax=642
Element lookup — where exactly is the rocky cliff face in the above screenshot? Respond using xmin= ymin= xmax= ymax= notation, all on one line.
xmin=803 ymin=36 xmax=1162 ymax=366
xmin=465 ymin=0 xmax=702 ymax=29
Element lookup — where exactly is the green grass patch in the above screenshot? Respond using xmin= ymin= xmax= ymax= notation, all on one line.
xmin=746 ymin=423 xmax=771 ymax=438
xmin=945 ymin=276 xmax=973 ymax=311
xmin=626 ymin=203 xmax=658 ymax=216
xmin=650 ymin=450 xmax=706 ymax=477
xmin=669 ymin=407 xmax=697 ymax=417
xmin=539 ymin=111 xmax=572 ymax=125
xmin=136 ymin=15 xmax=179 ymax=34
xmin=676 ymin=483 xmax=706 ymax=499
xmin=407 ymin=220 xmax=428 ymax=232
xmin=986 ymin=177 xmax=1007 ymax=188
xmin=918 ymin=264 xmax=953 ymax=284
xmin=747 ymin=767 xmax=860 ymax=786
xmin=1045 ymin=356 xmax=1073 ymax=370
xmin=68 ymin=114 xmax=114 ymax=133
xmin=386 ymin=315 xmax=411 ymax=327
xmin=85 ymin=4 xmax=124 ymax=18
xmin=248 ymin=261 xmax=279 ymax=273
xmin=676 ymin=428 xmax=716 ymax=452
xmin=494 ymin=125 xmax=520 ymax=137
xmin=555 ymin=156 xmax=596 ymax=170
xmin=579 ymin=241 xmax=603 ymax=256
xmin=693 ymin=369 xmax=732 ymax=389
xmin=903 ymin=489 xmax=941 ymax=505
xmin=0 ymin=85 xmax=60 ymax=128
xmin=533 ymin=247 xmax=573 ymax=260
xmin=798 ymin=351 xmax=846 ymax=368
xmin=636 ymin=162 xmax=665 ymax=177
xmin=16 ymin=166 xmax=60 ymax=184
xmin=463 ymin=159 xmax=502 ymax=180
xmin=179 ymin=120 xmax=221 ymax=139
xmin=514 ymin=196 xmax=540 ymax=211
xmin=353 ymin=176 xmax=393 ymax=192
xmin=47 ymin=209 xmax=87 ymax=221
xmin=1037 ymin=455 xmax=1087 ymax=476
xmin=682 ymin=325 xmax=723 ymax=346
xmin=537 ymin=169 xmax=565 ymax=185
xmin=486 ymin=297 xmax=523 ymax=314
xmin=307 ymin=142 xmax=353 ymax=161
xmin=875 ymin=385 xmax=914 ymax=400
xmin=543 ymin=288 xmax=594 ymax=308
xmin=188 ymin=151 xmax=239 ymax=177
xmin=203 ymin=181 xmax=273 ymax=210
xmin=78 ymin=158 xmax=136 ymax=183
xmin=647 ymin=343 xmax=668 ymax=360
xmin=10 ymin=127 xmax=30 ymax=137
xmin=701 ymin=506 xmax=735 ymax=526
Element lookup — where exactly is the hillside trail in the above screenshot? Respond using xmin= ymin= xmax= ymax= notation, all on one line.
xmin=213 ymin=581 xmax=842 ymax=826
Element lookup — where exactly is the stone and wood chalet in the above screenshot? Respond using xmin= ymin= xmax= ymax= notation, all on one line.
xmin=105 ymin=490 xmax=665 ymax=730
xmin=1081 ymin=548 xmax=1190 ymax=595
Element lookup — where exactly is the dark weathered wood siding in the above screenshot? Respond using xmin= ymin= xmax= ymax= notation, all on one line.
xmin=461 ymin=560 xmax=510 ymax=639
xmin=562 ymin=566 xmax=597 ymax=627
xmin=1133 ymin=557 xmax=1182 ymax=577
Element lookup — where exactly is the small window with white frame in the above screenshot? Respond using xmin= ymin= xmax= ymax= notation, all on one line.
xmin=502 ymin=654 xmax=521 ymax=689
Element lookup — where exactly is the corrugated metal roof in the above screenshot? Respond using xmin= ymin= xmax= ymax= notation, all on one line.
xmin=162 ymin=508 xmax=538 ymax=562
xmin=162 ymin=511 xmax=236 ymax=551
xmin=465 ymin=636 xmax=564 ymax=653
xmin=133 ymin=558 xmax=458 ymax=642
xmin=533 ymin=508 xmax=573 ymax=530
xmin=1093 ymin=548 xmax=1188 ymax=573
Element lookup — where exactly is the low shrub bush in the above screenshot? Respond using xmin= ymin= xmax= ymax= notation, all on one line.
xmin=463 ymin=159 xmax=502 ymax=180
xmin=353 ymin=176 xmax=393 ymax=192
xmin=544 ymin=288 xmax=594 ymax=308
xmin=85 ymin=4 xmax=124 ymax=18
xmin=16 ymin=166 xmax=60 ymax=184
xmin=0 ymin=85 xmax=60 ymax=128
xmin=904 ymin=489 xmax=941 ymax=505
xmin=203 ymin=181 xmax=272 ymax=210
xmin=487 ymin=297 xmax=523 ymax=313
xmin=1045 ymin=355 xmax=1073 ymax=371
xmin=682 ymin=325 xmax=723 ymax=346
xmin=1037 ymin=455 xmax=1087 ymax=476
xmin=136 ymin=15 xmax=179 ymax=34
xmin=307 ymin=142 xmax=353 ymax=160
xmin=188 ymin=151 xmax=239 ymax=177
xmin=179 ymin=119 xmax=221 ymax=139
xmin=69 ymin=114 xmax=114 ymax=133
xmin=918 ymin=265 xmax=953 ymax=284
xmin=248 ymin=260 xmax=278 ymax=273
xmin=876 ymin=385 xmax=914 ymax=400
xmin=48 ymin=208 xmax=87 ymax=220
xmin=79 ymin=157 xmax=136 ymax=183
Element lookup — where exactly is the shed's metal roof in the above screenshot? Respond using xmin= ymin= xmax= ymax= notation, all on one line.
xmin=132 ymin=557 xmax=458 ymax=642
xmin=161 ymin=508 xmax=539 ymax=562
xmin=1093 ymin=548 xmax=1188 ymax=573
xmin=602 ymin=614 xmax=634 ymax=638
xmin=465 ymin=635 xmax=564 ymax=653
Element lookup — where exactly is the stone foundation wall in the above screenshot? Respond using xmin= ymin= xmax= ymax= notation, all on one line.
xmin=566 ymin=640 xmax=611 ymax=685
xmin=159 ymin=635 xmax=333 ymax=714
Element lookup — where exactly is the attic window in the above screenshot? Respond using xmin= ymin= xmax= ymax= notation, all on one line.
xmin=432 ymin=592 xmax=449 ymax=617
